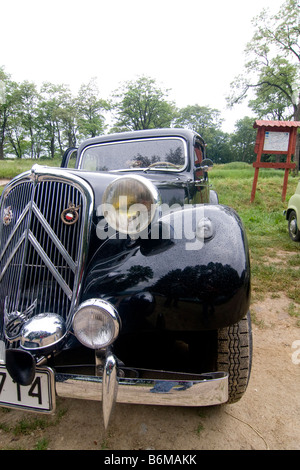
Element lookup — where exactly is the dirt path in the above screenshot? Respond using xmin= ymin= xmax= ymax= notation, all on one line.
xmin=0 ymin=294 xmax=299 ymax=450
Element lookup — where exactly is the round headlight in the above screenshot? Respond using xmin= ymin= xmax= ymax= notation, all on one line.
xmin=72 ymin=299 xmax=120 ymax=349
xmin=102 ymin=175 xmax=160 ymax=235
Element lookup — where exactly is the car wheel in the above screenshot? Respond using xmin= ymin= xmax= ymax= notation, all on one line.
xmin=217 ymin=311 xmax=252 ymax=403
xmin=288 ymin=210 xmax=300 ymax=242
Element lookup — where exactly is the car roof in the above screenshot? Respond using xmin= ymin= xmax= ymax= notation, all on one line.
xmin=77 ymin=128 xmax=204 ymax=154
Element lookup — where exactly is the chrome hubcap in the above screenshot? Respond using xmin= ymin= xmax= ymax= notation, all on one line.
xmin=290 ymin=218 xmax=297 ymax=235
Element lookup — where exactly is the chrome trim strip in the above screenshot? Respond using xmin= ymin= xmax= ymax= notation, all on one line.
xmin=27 ymin=231 xmax=73 ymax=300
xmin=55 ymin=370 xmax=228 ymax=407
xmin=0 ymin=203 xmax=30 ymax=262
xmin=0 ymin=232 xmax=26 ymax=282
xmin=31 ymin=202 xmax=76 ymax=272
xmin=0 ymin=340 xmax=5 ymax=364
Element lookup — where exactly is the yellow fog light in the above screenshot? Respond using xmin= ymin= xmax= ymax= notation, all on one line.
xmin=102 ymin=175 xmax=160 ymax=235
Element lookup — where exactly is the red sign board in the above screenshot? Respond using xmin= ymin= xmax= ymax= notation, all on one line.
xmin=251 ymin=120 xmax=300 ymax=202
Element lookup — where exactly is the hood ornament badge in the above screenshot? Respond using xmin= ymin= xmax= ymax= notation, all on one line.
xmin=61 ymin=202 xmax=81 ymax=225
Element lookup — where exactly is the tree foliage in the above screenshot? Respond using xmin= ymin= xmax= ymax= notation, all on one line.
xmin=173 ymin=104 xmax=231 ymax=162
xmin=111 ymin=76 xmax=175 ymax=131
xmin=0 ymin=70 xmax=109 ymax=159
xmin=229 ymin=117 xmax=257 ymax=163
xmin=0 ymin=69 xmax=261 ymax=163
xmin=228 ymin=0 xmax=299 ymax=114
xmin=228 ymin=0 xmax=300 ymax=165
xmin=76 ymin=78 xmax=109 ymax=138
xmin=1 ymin=1 xmax=299 ymax=165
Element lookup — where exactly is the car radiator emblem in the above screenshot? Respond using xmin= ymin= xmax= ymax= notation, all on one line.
xmin=61 ymin=202 xmax=81 ymax=225
xmin=3 ymin=206 xmax=13 ymax=226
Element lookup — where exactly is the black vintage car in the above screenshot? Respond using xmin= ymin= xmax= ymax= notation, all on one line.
xmin=0 ymin=128 xmax=251 ymax=427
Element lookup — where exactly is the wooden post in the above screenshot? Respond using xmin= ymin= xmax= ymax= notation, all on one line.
xmin=251 ymin=127 xmax=264 ymax=203
xmin=282 ymin=127 xmax=296 ymax=201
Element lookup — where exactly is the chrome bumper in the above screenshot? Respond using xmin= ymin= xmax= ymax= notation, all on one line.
xmin=0 ymin=342 xmax=228 ymax=425
xmin=55 ymin=369 xmax=228 ymax=407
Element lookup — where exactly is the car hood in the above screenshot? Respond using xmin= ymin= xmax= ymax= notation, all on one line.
xmin=68 ymin=169 xmax=190 ymax=208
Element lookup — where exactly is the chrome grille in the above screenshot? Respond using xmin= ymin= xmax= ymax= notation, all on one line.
xmin=0 ymin=167 xmax=93 ymax=341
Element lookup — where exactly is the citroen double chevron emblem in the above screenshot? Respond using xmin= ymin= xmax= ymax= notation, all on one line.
xmin=61 ymin=202 xmax=81 ymax=225
xmin=3 ymin=206 xmax=13 ymax=226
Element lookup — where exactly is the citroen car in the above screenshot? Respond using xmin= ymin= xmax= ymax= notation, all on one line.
xmin=0 ymin=128 xmax=252 ymax=427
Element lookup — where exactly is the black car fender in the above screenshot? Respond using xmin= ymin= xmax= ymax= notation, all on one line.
xmin=83 ymin=203 xmax=250 ymax=332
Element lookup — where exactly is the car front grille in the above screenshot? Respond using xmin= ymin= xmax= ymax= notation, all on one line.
xmin=0 ymin=167 xmax=93 ymax=343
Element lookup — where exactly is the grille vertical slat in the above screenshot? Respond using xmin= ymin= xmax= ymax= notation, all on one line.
xmin=0 ymin=171 xmax=92 ymax=342
xmin=0 ymin=182 xmax=34 ymax=318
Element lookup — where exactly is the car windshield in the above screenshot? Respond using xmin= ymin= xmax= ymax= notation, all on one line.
xmin=79 ymin=137 xmax=187 ymax=172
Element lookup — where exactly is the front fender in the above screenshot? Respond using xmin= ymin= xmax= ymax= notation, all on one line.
xmin=286 ymin=193 xmax=300 ymax=228
xmin=83 ymin=204 xmax=250 ymax=332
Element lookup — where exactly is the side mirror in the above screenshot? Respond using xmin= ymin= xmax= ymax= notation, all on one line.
xmin=200 ymin=159 xmax=213 ymax=171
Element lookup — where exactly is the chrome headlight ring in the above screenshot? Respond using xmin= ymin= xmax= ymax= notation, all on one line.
xmin=72 ymin=299 xmax=120 ymax=350
xmin=102 ymin=175 xmax=161 ymax=236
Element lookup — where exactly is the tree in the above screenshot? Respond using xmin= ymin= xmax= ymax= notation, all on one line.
xmin=56 ymin=93 xmax=78 ymax=149
xmin=0 ymin=71 xmax=111 ymax=158
xmin=248 ymin=57 xmax=298 ymax=121
xmin=229 ymin=117 xmax=257 ymax=163
xmin=208 ymin=130 xmax=232 ymax=163
xmin=228 ymin=0 xmax=300 ymax=165
xmin=76 ymin=78 xmax=108 ymax=139
xmin=0 ymin=68 xmax=19 ymax=159
xmin=6 ymin=109 xmax=29 ymax=159
xmin=112 ymin=76 xmax=175 ymax=131
xmin=174 ymin=104 xmax=223 ymax=134
xmin=38 ymin=82 xmax=75 ymax=158
xmin=174 ymin=104 xmax=231 ymax=162
xmin=9 ymin=81 xmax=41 ymax=158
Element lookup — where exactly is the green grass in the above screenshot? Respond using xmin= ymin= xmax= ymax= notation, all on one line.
xmin=210 ymin=162 xmax=300 ymax=309
xmin=0 ymin=157 xmax=62 ymax=179
xmin=0 ymin=404 xmax=68 ymax=450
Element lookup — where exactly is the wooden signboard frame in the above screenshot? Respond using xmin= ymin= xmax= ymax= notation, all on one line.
xmin=251 ymin=120 xmax=300 ymax=202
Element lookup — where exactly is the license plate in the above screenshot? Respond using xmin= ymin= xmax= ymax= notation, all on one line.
xmin=0 ymin=365 xmax=55 ymax=413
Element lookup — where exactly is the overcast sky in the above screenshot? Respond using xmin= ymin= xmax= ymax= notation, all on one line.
xmin=1 ymin=0 xmax=285 ymax=132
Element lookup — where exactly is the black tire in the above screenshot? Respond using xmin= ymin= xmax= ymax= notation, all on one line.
xmin=217 ymin=311 xmax=252 ymax=403
xmin=288 ymin=210 xmax=300 ymax=242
